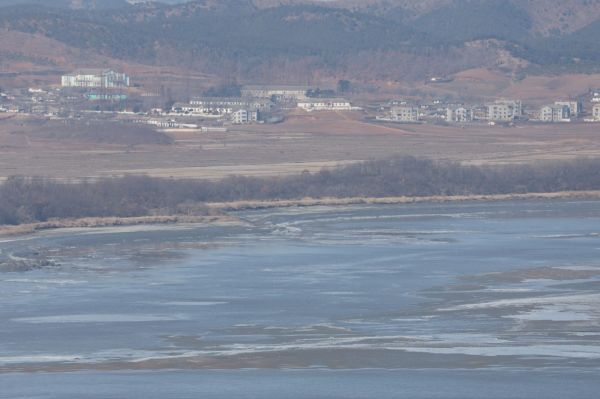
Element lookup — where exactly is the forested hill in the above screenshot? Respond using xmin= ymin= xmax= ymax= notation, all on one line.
xmin=0 ymin=0 xmax=599 ymax=81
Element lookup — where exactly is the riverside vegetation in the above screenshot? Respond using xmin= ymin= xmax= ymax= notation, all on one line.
xmin=2 ymin=156 xmax=600 ymax=227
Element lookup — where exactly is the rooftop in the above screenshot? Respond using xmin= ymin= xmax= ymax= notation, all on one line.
xmin=69 ymin=68 xmax=114 ymax=76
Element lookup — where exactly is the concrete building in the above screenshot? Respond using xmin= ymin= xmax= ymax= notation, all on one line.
xmin=297 ymin=99 xmax=352 ymax=112
xmin=61 ymin=69 xmax=130 ymax=88
xmin=241 ymin=85 xmax=311 ymax=101
xmin=554 ymin=101 xmax=582 ymax=117
xmin=231 ymin=109 xmax=258 ymax=124
xmin=141 ymin=119 xmax=198 ymax=129
xmin=190 ymin=97 xmax=272 ymax=114
xmin=540 ymin=104 xmax=570 ymax=122
xmin=390 ymin=106 xmax=419 ymax=122
xmin=446 ymin=106 xmax=473 ymax=123
xmin=171 ymin=102 xmax=204 ymax=115
xmin=594 ymin=104 xmax=600 ymax=121
xmin=487 ymin=100 xmax=522 ymax=121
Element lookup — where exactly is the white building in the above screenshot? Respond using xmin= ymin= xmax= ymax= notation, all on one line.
xmin=190 ymin=97 xmax=272 ymax=114
xmin=554 ymin=101 xmax=582 ymax=117
xmin=61 ymin=69 xmax=130 ymax=88
xmin=142 ymin=119 xmax=198 ymax=129
xmin=297 ymin=99 xmax=352 ymax=112
xmin=171 ymin=102 xmax=205 ymax=115
xmin=390 ymin=106 xmax=419 ymax=122
xmin=593 ymin=104 xmax=600 ymax=121
xmin=540 ymin=105 xmax=570 ymax=122
xmin=231 ymin=109 xmax=258 ymax=124
xmin=446 ymin=106 xmax=473 ymax=122
xmin=487 ymin=100 xmax=522 ymax=121
xmin=173 ymin=98 xmax=270 ymax=117
xmin=241 ymin=85 xmax=311 ymax=101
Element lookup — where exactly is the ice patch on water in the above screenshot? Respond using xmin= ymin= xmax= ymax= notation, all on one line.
xmin=485 ymin=288 xmax=535 ymax=293
xmin=13 ymin=313 xmax=189 ymax=323
xmin=4 ymin=278 xmax=85 ymax=285
xmin=506 ymin=304 xmax=595 ymax=322
xmin=160 ymin=301 xmax=228 ymax=306
xmin=402 ymin=345 xmax=600 ymax=359
xmin=439 ymin=293 xmax=600 ymax=311
xmin=0 ymin=354 xmax=82 ymax=364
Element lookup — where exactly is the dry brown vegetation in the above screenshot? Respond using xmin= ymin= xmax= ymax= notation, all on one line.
xmin=2 ymin=156 xmax=600 ymax=226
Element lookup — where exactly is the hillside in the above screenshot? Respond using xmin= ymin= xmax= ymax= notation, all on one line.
xmin=0 ymin=0 xmax=599 ymax=84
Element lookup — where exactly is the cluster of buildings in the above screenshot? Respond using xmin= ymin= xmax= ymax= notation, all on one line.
xmin=171 ymin=97 xmax=271 ymax=123
xmin=0 ymin=69 xmax=133 ymax=118
xmin=377 ymin=96 xmax=600 ymax=124
xmin=170 ymin=84 xmax=355 ymax=124
xmin=0 ymin=87 xmax=64 ymax=116
xmin=4 ymin=69 xmax=600 ymax=131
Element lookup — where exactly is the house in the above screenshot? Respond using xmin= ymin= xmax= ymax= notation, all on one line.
xmin=297 ymin=99 xmax=352 ymax=112
xmin=540 ymin=105 xmax=570 ymax=122
xmin=61 ymin=69 xmax=130 ymax=88
xmin=241 ymin=85 xmax=312 ymax=101
xmin=446 ymin=106 xmax=473 ymax=122
xmin=487 ymin=100 xmax=521 ymax=121
xmin=390 ymin=106 xmax=419 ymax=122
xmin=554 ymin=101 xmax=582 ymax=117
xmin=231 ymin=109 xmax=258 ymax=124
xmin=593 ymin=104 xmax=600 ymax=121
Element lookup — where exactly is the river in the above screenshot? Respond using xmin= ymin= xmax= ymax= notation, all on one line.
xmin=1 ymin=200 xmax=599 ymax=397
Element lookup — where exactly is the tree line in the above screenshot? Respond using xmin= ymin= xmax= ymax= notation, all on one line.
xmin=1 ymin=156 xmax=600 ymax=225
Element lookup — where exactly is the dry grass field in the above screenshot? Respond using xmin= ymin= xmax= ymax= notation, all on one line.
xmin=1 ymin=111 xmax=599 ymax=181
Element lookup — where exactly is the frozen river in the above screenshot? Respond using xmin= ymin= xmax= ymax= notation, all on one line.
xmin=1 ymin=200 xmax=600 ymax=397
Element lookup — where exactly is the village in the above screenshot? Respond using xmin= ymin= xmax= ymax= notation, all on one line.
xmin=1 ymin=68 xmax=600 ymax=133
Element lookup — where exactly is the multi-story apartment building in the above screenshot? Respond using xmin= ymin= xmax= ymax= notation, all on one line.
xmin=487 ymin=100 xmax=522 ymax=121
xmin=446 ymin=106 xmax=474 ymax=122
xmin=231 ymin=109 xmax=259 ymax=124
xmin=540 ymin=104 xmax=570 ymax=122
xmin=390 ymin=106 xmax=419 ymax=122
xmin=554 ymin=101 xmax=582 ymax=117
xmin=593 ymin=104 xmax=600 ymax=121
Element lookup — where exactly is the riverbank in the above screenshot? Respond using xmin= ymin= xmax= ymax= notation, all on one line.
xmin=2 ymin=190 xmax=600 ymax=237
xmin=208 ymin=190 xmax=600 ymax=211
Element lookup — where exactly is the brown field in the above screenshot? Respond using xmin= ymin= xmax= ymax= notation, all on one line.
xmin=0 ymin=111 xmax=599 ymax=181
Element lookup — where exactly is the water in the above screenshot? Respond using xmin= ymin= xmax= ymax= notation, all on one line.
xmin=1 ymin=200 xmax=600 ymax=397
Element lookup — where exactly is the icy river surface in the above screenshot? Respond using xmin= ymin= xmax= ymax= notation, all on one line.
xmin=1 ymin=200 xmax=600 ymax=398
